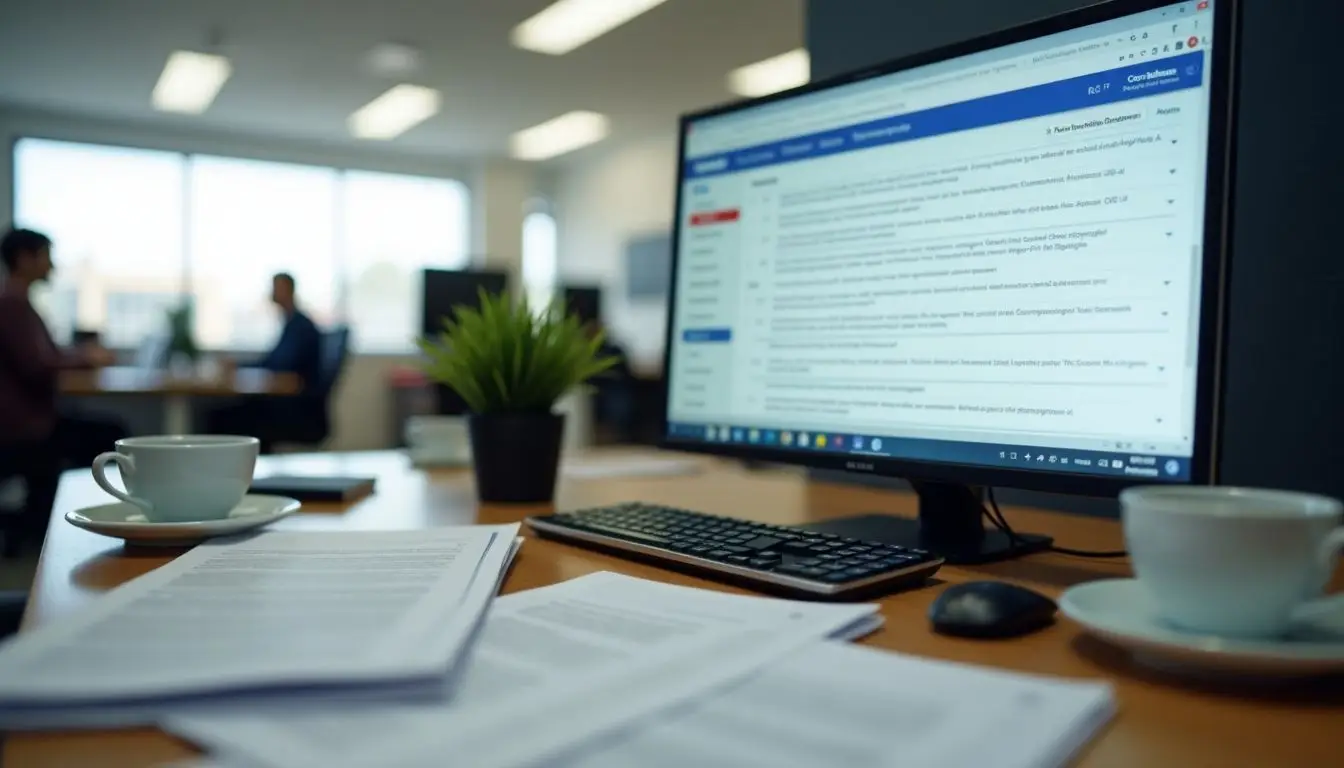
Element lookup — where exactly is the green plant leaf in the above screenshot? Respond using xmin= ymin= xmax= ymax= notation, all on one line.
xmin=415 ymin=288 xmax=624 ymax=414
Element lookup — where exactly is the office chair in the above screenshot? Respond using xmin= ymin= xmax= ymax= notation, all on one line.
xmin=272 ymin=325 xmax=351 ymax=450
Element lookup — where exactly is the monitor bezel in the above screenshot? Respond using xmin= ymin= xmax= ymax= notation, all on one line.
xmin=658 ymin=0 xmax=1238 ymax=497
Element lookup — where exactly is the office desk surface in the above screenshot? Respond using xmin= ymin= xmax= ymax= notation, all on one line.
xmin=8 ymin=451 xmax=1342 ymax=767
xmin=60 ymin=367 xmax=302 ymax=397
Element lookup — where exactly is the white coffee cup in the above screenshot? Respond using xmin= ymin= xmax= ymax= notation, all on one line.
xmin=92 ymin=435 xmax=260 ymax=523
xmin=1121 ymin=485 xmax=1344 ymax=639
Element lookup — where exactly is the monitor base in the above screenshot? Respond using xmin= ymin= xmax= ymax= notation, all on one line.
xmin=799 ymin=481 xmax=1053 ymax=564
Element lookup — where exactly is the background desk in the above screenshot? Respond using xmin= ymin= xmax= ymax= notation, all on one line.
xmin=8 ymin=452 xmax=1342 ymax=767
xmin=59 ymin=367 xmax=302 ymax=435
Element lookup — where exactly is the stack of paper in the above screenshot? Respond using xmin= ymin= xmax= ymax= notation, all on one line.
xmin=167 ymin=571 xmax=883 ymax=768
xmin=0 ymin=524 xmax=520 ymax=729
xmin=544 ymin=642 xmax=1115 ymax=768
xmin=172 ymin=572 xmax=1114 ymax=768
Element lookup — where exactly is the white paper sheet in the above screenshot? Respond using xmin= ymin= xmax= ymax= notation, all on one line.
xmin=0 ymin=525 xmax=518 ymax=728
xmin=546 ymin=640 xmax=1115 ymax=768
xmin=170 ymin=572 xmax=880 ymax=768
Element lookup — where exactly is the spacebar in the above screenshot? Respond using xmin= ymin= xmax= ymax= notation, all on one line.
xmin=575 ymin=522 xmax=669 ymax=545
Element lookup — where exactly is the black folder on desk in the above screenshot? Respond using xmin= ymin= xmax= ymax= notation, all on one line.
xmin=249 ymin=476 xmax=376 ymax=502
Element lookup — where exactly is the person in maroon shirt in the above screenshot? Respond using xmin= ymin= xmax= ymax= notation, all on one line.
xmin=0 ymin=228 xmax=127 ymax=552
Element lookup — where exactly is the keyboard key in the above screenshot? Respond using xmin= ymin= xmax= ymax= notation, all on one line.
xmin=707 ymin=549 xmax=733 ymax=558
xmin=721 ymin=545 xmax=751 ymax=554
xmin=780 ymin=540 xmax=817 ymax=555
xmin=743 ymin=536 xmax=784 ymax=550
xmin=809 ymin=545 xmax=830 ymax=553
xmin=749 ymin=557 xmax=778 ymax=568
xmin=725 ymin=555 xmax=751 ymax=564
xmin=792 ymin=558 xmax=822 ymax=566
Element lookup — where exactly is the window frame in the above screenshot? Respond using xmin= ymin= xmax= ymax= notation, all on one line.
xmin=8 ymin=134 xmax=472 ymax=354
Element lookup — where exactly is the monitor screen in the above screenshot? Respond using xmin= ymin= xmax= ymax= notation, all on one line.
xmin=665 ymin=0 xmax=1226 ymax=484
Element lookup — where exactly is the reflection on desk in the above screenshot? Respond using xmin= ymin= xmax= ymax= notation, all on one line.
xmin=7 ymin=450 xmax=1343 ymax=767
xmin=59 ymin=367 xmax=301 ymax=397
xmin=59 ymin=366 xmax=303 ymax=435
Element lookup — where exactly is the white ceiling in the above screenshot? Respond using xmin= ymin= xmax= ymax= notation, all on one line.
xmin=0 ymin=0 xmax=803 ymax=161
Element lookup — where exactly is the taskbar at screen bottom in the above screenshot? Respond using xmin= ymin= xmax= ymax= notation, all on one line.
xmin=666 ymin=422 xmax=1191 ymax=482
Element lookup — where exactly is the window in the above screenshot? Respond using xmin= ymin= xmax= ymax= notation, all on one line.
xmin=13 ymin=139 xmax=186 ymax=347
xmin=342 ymin=171 xmax=469 ymax=350
xmin=521 ymin=209 xmax=558 ymax=310
xmin=11 ymin=138 xmax=470 ymax=352
xmin=189 ymin=156 xmax=340 ymax=350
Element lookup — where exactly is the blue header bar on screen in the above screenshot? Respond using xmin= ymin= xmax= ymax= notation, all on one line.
xmin=685 ymin=50 xmax=1204 ymax=180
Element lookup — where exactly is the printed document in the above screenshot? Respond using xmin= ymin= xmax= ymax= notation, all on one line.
xmin=170 ymin=571 xmax=881 ymax=768
xmin=550 ymin=641 xmax=1115 ymax=768
xmin=0 ymin=525 xmax=518 ymax=728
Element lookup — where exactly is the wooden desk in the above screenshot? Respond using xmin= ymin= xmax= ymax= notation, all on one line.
xmin=60 ymin=367 xmax=302 ymax=434
xmin=7 ymin=452 xmax=1341 ymax=767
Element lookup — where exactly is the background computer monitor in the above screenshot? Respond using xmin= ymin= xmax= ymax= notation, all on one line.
xmin=561 ymin=285 xmax=603 ymax=327
xmin=660 ymin=0 xmax=1236 ymax=561
xmin=421 ymin=268 xmax=509 ymax=415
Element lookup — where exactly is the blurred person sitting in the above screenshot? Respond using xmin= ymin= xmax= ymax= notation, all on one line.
xmin=205 ymin=272 xmax=322 ymax=451
xmin=0 ymin=227 xmax=128 ymax=545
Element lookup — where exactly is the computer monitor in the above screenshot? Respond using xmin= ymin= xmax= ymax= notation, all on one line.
xmin=561 ymin=285 xmax=603 ymax=327
xmin=422 ymin=268 xmax=509 ymax=415
xmin=661 ymin=0 xmax=1237 ymax=562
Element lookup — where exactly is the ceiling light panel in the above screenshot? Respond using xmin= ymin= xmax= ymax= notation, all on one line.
xmin=152 ymin=51 xmax=232 ymax=114
xmin=348 ymin=84 xmax=441 ymax=140
xmin=512 ymin=0 xmax=670 ymax=55
xmin=511 ymin=111 xmax=610 ymax=160
xmin=728 ymin=49 xmax=811 ymax=97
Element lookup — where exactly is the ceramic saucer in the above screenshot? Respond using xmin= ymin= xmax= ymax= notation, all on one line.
xmin=66 ymin=494 xmax=301 ymax=546
xmin=1059 ymin=579 xmax=1344 ymax=678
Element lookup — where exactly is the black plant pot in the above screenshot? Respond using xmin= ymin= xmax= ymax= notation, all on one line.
xmin=468 ymin=412 xmax=565 ymax=503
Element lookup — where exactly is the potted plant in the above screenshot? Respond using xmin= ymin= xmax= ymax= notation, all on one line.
xmin=418 ymin=289 xmax=619 ymax=503
xmin=165 ymin=301 xmax=199 ymax=375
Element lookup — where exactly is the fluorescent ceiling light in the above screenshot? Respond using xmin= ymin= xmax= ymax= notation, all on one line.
xmin=728 ymin=48 xmax=811 ymax=97
xmin=348 ymin=84 xmax=441 ymax=140
xmin=512 ymin=0 xmax=670 ymax=55
xmin=152 ymin=51 xmax=232 ymax=114
xmin=511 ymin=111 xmax=610 ymax=160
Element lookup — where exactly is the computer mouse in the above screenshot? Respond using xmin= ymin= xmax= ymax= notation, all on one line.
xmin=929 ymin=581 xmax=1057 ymax=639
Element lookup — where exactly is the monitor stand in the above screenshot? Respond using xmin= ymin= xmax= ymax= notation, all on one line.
xmin=800 ymin=481 xmax=1052 ymax=565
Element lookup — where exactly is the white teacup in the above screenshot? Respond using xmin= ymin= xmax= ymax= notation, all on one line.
xmin=92 ymin=435 xmax=260 ymax=523
xmin=1121 ymin=485 xmax=1344 ymax=639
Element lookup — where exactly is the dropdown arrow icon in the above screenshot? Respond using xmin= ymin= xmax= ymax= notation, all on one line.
xmin=1157 ymin=418 xmax=1164 ymax=423
xmin=1164 ymin=280 xmax=1172 ymax=285
xmin=1168 ymin=199 xmax=1175 ymax=204
xmin=1169 ymin=168 xmax=1177 ymax=174
xmin=1161 ymin=311 xmax=1169 ymax=316
xmin=1158 ymin=366 xmax=1166 ymax=371
xmin=1166 ymin=231 xmax=1173 ymax=236
xmin=1172 ymin=139 xmax=1178 ymax=144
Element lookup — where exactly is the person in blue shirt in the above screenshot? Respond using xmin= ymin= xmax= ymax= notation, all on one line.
xmin=254 ymin=272 xmax=321 ymax=390
xmin=205 ymin=273 xmax=325 ymax=451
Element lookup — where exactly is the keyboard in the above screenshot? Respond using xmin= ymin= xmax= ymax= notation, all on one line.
xmin=526 ymin=503 xmax=944 ymax=599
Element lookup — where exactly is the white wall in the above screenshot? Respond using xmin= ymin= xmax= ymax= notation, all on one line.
xmin=552 ymin=134 xmax=679 ymax=372
xmin=0 ymin=105 xmax=549 ymax=450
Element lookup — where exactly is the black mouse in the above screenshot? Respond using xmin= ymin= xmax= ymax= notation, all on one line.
xmin=929 ymin=581 xmax=1057 ymax=638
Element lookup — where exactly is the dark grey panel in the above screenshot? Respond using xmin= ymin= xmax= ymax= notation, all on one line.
xmin=626 ymin=232 xmax=672 ymax=300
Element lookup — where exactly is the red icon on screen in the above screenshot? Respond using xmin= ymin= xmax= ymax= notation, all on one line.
xmin=1196 ymin=1 xmax=1209 ymax=9
xmin=1187 ymin=36 xmax=1199 ymax=48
